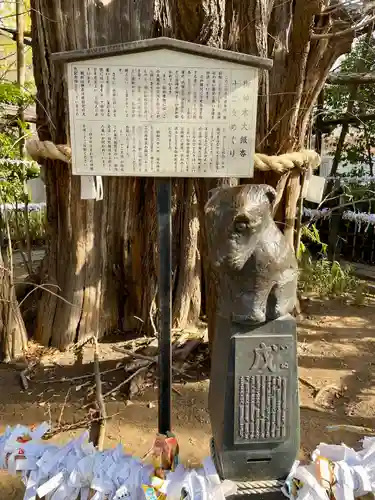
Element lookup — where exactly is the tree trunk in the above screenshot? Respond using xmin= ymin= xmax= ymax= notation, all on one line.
xmin=30 ymin=0 xmax=202 ymax=349
xmin=30 ymin=0 xmax=356 ymax=349
xmin=0 ymin=248 xmax=28 ymax=361
xmin=0 ymin=0 xmax=29 ymax=361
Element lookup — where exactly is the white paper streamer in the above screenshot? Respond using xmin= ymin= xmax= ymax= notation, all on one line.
xmin=283 ymin=438 xmax=375 ymax=500
xmin=303 ymin=207 xmax=331 ymax=220
xmin=342 ymin=211 xmax=375 ymax=227
xmin=80 ymin=176 xmax=103 ymax=201
xmin=0 ymin=423 xmax=236 ymax=500
xmin=304 ymin=207 xmax=375 ymax=229
xmin=0 ymin=202 xmax=46 ymax=213
xmin=326 ymin=175 xmax=375 ymax=185
xmin=0 ymin=158 xmax=39 ymax=168
xmin=2 ymin=424 xmax=375 ymax=500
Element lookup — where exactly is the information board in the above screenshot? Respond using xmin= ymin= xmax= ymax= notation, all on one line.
xmin=66 ymin=49 xmax=258 ymax=178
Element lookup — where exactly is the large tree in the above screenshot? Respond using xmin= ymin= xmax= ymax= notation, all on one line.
xmin=29 ymin=0 xmax=370 ymax=349
xmin=324 ymin=31 xmax=375 ymax=176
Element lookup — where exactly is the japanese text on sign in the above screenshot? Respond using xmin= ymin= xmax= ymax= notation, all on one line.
xmin=68 ymin=55 xmax=258 ymax=178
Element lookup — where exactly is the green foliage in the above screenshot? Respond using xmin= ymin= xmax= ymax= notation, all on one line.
xmin=0 ymin=12 xmax=43 ymax=245
xmin=298 ymin=223 xmax=363 ymax=300
xmin=299 ymin=258 xmax=359 ymax=297
xmin=0 ymin=1 xmax=33 ymax=79
xmin=324 ymin=33 xmax=375 ymax=173
xmin=338 ymin=180 xmax=375 ymax=212
xmin=298 ymin=223 xmax=328 ymax=259
xmin=0 ymin=81 xmax=34 ymax=108
xmin=0 ymin=80 xmax=38 ymax=204
xmin=1 ymin=206 xmax=46 ymax=244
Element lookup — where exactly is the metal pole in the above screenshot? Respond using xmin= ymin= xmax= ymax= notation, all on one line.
xmin=156 ymin=178 xmax=172 ymax=435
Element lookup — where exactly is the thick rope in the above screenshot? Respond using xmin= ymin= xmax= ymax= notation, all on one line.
xmin=26 ymin=139 xmax=321 ymax=174
xmin=254 ymin=149 xmax=320 ymax=173
xmin=26 ymin=139 xmax=71 ymax=163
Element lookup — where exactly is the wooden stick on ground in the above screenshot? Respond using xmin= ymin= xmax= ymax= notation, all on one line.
xmin=103 ymin=365 xmax=151 ymax=399
xmin=298 ymin=376 xmax=318 ymax=395
xmin=112 ymin=346 xmax=194 ymax=378
xmin=93 ymin=337 xmax=107 ymax=451
xmin=20 ymin=361 xmax=39 ymax=391
xmin=39 ymin=365 xmax=125 ymax=384
xmin=46 ymin=413 xmax=119 ymax=439
xmin=111 ymin=332 xmax=201 ymax=399
xmin=81 ymin=364 xmax=152 ymax=409
xmin=174 ymin=337 xmax=205 ymax=370
xmin=326 ymin=424 xmax=375 ymax=436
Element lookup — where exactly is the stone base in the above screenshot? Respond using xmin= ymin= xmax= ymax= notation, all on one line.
xmin=229 ymin=493 xmax=286 ymax=500
xmin=209 ymin=315 xmax=300 ymax=481
xmin=228 ymin=480 xmax=286 ymax=500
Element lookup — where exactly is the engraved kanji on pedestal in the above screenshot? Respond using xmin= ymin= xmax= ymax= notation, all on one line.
xmin=235 ymin=339 xmax=292 ymax=444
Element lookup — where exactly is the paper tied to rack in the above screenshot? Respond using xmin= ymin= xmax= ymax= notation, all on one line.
xmin=149 ymin=458 xmax=237 ymax=500
xmin=326 ymin=175 xmax=375 ymax=185
xmin=342 ymin=210 xmax=375 ymax=232
xmin=0 ymin=422 xmax=237 ymax=500
xmin=81 ymin=175 xmax=103 ymax=201
xmin=304 ymin=207 xmax=375 ymax=231
xmin=303 ymin=208 xmax=330 ymax=220
xmin=282 ymin=439 xmax=375 ymax=500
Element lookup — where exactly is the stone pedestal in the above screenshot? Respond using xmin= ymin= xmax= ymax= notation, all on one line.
xmin=209 ymin=315 xmax=300 ymax=483
xmin=228 ymin=487 xmax=287 ymax=500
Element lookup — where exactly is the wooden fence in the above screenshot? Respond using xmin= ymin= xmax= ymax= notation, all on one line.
xmin=305 ymin=202 xmax=375 ymax=265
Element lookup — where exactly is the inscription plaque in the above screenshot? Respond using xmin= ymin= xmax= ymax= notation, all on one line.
xmin=234 ymin=334 xmax=294 ymax=445
xmin=66 ymin=49 xmax=258 ymax=178
xmin=237 ymin=375 xmax=287 ymax=441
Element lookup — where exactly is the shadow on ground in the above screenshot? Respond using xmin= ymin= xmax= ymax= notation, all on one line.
xmin=1 ymin=297 xmax=375 ymax=499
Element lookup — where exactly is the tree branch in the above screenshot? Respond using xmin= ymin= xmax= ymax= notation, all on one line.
xmin=0 ymin=27 xmax=32 ymax=46
xmin=325 ymin=25 xmax=374 ymax=194
xmin=320 ymin=112 xmax=375 ymax=127
xmin=327 ymin=72 xmax=375 ymax=84
xmin=311 ymin=14 xmax=375 ymax=39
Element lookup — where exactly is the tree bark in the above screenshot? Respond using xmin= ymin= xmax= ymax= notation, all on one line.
xmin=30 ymin=0 xmax=358 ymax=349
xmin=30 ymin=0 xmax=203 ymax=349
xmin=0 ymin=242 xmax=28 ymax=361
xmin=30 ymin=1 xmax=157 ymax=348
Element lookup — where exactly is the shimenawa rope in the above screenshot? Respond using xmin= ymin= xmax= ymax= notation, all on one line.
xmin=25 ymin=139 xmax=321 ymax=174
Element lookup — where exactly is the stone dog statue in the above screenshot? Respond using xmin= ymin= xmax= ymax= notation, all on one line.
xmin=205 ymin=184 xmax=298 ymax=324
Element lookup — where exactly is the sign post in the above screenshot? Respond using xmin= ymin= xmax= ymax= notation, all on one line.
xmin=156 ymin=177 xmax=172 ymax=434
xmin=53 ymin=35 xmax=272 ymax=449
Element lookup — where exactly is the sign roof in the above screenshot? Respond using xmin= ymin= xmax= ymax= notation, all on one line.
xmin=51 ymin=37 xmax=273 ymax=70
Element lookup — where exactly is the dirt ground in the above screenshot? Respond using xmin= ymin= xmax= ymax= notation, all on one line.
xmin=1 ymin=297 xmax=375 ymax=498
